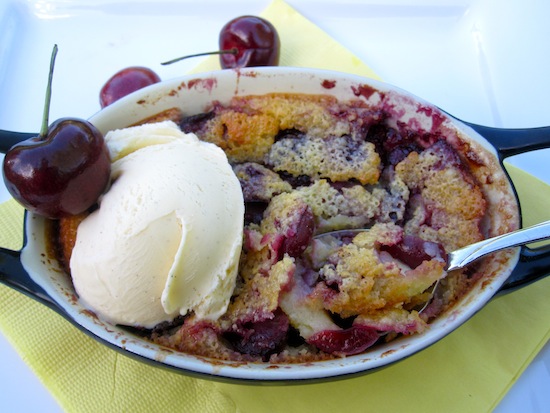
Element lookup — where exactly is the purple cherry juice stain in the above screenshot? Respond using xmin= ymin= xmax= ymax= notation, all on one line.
xmin=321 ymin=79 xmax=336 ymax=89
xmin=351 ymin=84 xmax=378 ymax=100
xmin=187 ymin=77 xmax=217 ymax=93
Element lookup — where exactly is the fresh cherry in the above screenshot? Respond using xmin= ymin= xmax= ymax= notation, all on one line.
xmin=219 ymin=15 xmax=280 ymax=68
xmin=161 ymin=15 xmax=280 ymax=69
xmin=2 ymin=45 xmax=111 ymax=219
xmin=99 ymin=66 xmax=161 ymax=108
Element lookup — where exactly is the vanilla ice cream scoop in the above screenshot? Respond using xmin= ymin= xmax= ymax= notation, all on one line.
xmin=70 ymin=121 xmax=244 ymax=328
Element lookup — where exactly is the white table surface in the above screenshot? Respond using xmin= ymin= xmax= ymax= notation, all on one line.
xmin=0 ymin=0 xmax=549 ymax=412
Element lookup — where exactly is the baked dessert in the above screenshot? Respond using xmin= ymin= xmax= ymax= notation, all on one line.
xmin=56 ymin=92 xmax=495 ymax=363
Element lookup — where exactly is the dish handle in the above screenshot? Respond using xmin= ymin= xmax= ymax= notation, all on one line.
xmin=465 ymin=122 xmax=550 ymax=291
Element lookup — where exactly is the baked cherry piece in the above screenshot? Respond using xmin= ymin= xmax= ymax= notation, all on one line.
xmin=219 ymin=15 xmax=280 ymax=68
xmin=280 ymin=204 xmax=315 ymax=258
xmin=381 ymin=235 xmax=447 ymax=269
xmin=2 ymin=45 xmax=111 ymax=219
xmin=224 ymin=310 xmax=290 ymax=359
xmin=308 ymin=325 xmax=380 ymax=356
xmin=99 ymin=66 xmax=161 ymax=108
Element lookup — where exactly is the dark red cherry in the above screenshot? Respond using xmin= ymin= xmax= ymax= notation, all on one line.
xmin=161 ymin=16 xmax=280 ymax=69
xmin=219 ymin=16 xmax=280 ymax=69
xmin=99 ymin=66 xmax=161 ymax=108
xmin=2 ymin=45 xmax=111 ymax=219
xmin=3 ymin=118 xmax=111 ymax=219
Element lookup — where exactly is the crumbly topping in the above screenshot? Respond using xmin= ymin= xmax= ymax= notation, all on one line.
xmin=266 ymin=136 xmax=381 ymax=185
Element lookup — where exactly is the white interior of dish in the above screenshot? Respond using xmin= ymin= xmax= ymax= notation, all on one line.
xmin=20 ymin=67 xmax=520 ymax=381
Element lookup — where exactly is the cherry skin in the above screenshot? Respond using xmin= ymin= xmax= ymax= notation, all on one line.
xmin=2 ymin=118 xmax=111 ymax=219
xmin=99 ymin=66 xmax=161 ymax=108
xmin=219 ymin=15 xmax=280 ymax=69
xmin=308 ymin=325 xmax=380 ymax=356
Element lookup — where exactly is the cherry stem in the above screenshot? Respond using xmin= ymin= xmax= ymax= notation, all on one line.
xmin=40 ymin=44 xmax=58 ymax=138
xmin=160 ymin=48 xmax=238 ymax=66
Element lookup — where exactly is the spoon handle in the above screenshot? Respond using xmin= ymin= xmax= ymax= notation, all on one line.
xmin=446 ymin=221 xmax=550 ymax=271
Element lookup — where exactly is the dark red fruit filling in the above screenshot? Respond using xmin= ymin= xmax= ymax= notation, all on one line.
xmin=307 ymin=325 xmax=380 ymax=356
xmin=223 ymin=310 xmax=290 ymax=360
xmin=381 ymin=235 xmax=447 ymax=269
xmin=366 ymin=124 xmax=423 ymax=166
xmin=179 ymin=111 xmax=215 ymax=135
xmin=280 ymin=205 xmax=316 ymax=258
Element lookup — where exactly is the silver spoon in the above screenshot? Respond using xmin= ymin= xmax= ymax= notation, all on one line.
xmin=314 ymin=220 xmax=550 ymax=272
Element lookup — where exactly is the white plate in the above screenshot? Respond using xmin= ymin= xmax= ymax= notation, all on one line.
xmin=0 ymin=0 xmax=549 ymax=412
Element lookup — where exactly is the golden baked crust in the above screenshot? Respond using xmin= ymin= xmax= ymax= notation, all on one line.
xmin=395 ymin=145 xmax=486 ymax=251
xmin=193 ymin=94 xmax=382 ymax=175
xmin=131 ymin=107 xmax=183 ymax=126
xmin=57 ymin=212 xmax=88 ymax=273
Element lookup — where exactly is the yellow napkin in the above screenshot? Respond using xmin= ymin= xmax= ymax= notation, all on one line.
xmin=1 ymin=1 xmax=549 ymax=412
